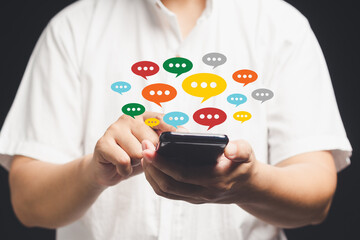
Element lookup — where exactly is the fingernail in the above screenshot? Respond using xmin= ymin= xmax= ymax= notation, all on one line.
xmin=176 ymin=126 xmax=189 ymax=133
xmin=226 ymin=142 xmax=237 ymax=158
xmin=142 ymin=150 xmax=153 ymax=162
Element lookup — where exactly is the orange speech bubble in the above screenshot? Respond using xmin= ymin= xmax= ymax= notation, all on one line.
xmin=142 ymin=83 xmax=177 ymax=107
xmin=232 ymin=69 xmax=258 ymax=87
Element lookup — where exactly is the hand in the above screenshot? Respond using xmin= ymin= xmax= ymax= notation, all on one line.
xmin=141 ymin=139 xmax=259 ymax=204
xmin=90 ymin=112 xmax=176 ymax=187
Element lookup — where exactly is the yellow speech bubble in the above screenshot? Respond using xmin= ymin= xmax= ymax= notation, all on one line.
xmin=144 ymin=118 xmax=160 ymax=128
xmin=182 ymin=73 xmax=227 ymax=103
xmin=233 ymin=111 xmax=251 ymax=123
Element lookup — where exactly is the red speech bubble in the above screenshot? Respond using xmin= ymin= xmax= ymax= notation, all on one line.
xmin=232 ymin=69 xmax=258 ymax=87
xmin=131 ymin=61 xmax=159 ymax=80
xmin=193 ymin=107 xmax=227 ymax=130
xmin=142 ymin=83 xmax=177 ymax=107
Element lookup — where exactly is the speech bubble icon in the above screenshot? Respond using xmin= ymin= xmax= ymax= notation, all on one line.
xmin=163 ymin=57 xmax=193 ymax=77
xmin=232 ymin=69 xmax=258 ymax=87
xmin=202 ymin=52 xmax=227 ymax=69
xmin=111 ymin=81 xmax=131 ymax=95
xmin=252 ymin=88 xmax=274 ymax=103
xmin=131 ymin=61 xmax=159 ymax=80
xmin=163 ymin=112 xmax=189 ymax=128
xmin=193 ymin=108 xmax=227 ymax=130
xmin=142 ymin=83 xmax=177 ymax=107
xmin=145 ymin=118 xmax=160 ymax=128
xmin=182 ymin=73 xmax=227 ymax=103
xmin=233 ymin=111 xmax=252 ymax=123
xmin=227 ymin=93 xmax=247 ymax=107
xmin=122 ymin=103 xmax=145 ymax=119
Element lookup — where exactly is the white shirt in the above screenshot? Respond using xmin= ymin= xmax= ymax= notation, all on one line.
xmin=0 ymin=0 xmax=352 ymax=239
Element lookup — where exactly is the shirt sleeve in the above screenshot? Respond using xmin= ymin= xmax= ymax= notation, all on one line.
xmin=0 ymin=13 xmax=84 ymax=171
xmin=264 ymin=18 xmax=352 ymax=171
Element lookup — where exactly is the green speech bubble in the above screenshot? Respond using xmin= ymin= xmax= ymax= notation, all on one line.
xmin=122 ymin=103 xmax=145 ymax=118
xmin=163 ymin=57 xmax=193 ymax=77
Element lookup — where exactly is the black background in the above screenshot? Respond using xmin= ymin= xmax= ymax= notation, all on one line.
xmin=0 ymin=1 xmax=359 ymax=239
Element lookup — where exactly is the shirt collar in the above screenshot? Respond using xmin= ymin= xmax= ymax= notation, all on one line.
xmin=147 ymin=0 xmax=215 ymax=19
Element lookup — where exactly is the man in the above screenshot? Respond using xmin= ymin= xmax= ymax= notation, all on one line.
xmin=0 ymin=0 xmax=352 ymax=239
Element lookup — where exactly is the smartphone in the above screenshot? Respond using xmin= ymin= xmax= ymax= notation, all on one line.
xmin=156 ymin=132 xmax=229 ymax=165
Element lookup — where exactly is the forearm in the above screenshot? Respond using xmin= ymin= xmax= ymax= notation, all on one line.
xmin=237 ymin=151 xmax=337 ymax=228
xmin=9 ymin=154 xmax=105 ymax=228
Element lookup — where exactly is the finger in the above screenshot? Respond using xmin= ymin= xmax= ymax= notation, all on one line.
xmin=142 ymin=139 xmax=156 ymax=151
xmin=176 ymin=126 xmax=189 ymax=133
xmin=109 ymin=129 xmax=143 ymax=165
xmin=131 ymin=120 xmax=159 ymax=147
xmin=143 ymin=161 xmax=206 ymax=204
xmin=224 ymin=140 xmax=253 ymax=163
xmin=96 ymin=136 xmax=132 ymax=177
xmin=141 ymin=111 xmax=176 ymax=133
xmin=143 ymin=157 xmax=206 ymax=197
xmin=142 ymin=147 xmax=223 ymax=186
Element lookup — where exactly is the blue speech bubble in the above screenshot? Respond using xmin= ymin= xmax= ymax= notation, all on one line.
xmin=227 ymin=94 xmax=247 ymax=107
xmin=111 ymin=81 xmax=131 ymax=95
xmin=163 ymin=111 xmax=189 ymax=128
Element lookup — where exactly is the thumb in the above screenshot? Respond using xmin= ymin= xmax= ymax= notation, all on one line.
xmin=224 ymin=140 xmax=253 ymax=163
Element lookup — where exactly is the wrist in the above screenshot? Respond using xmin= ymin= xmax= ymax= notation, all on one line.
xmin=80 ymin=154 xmax=108 ymax=192
xmin=235 ymin=160 xmax=271 ymax=205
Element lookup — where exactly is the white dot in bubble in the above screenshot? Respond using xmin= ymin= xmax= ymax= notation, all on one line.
xmin=207 ymin=57 xmax=211 ymax=61
xmin=132 ymin=108 xmax=136 ymax=111
xmin=249 ymin=74 xmax=252 ymax=78
xmin=150 ymin=90 xmax=155 ymax=95
xmin=127 ymin=108 xmax=131 ymax=111
xmin=120 ymin=86 xmax=123 ymax=89
xmin=256 ymin=93 xmax=260 ymax=96
xmin=182 ymin=63 xmax=186 ymax=68
xmin=137 ymin=108 xmax=141 ymax=111
xmin=217 ymin=57 xmax=221 ymax=61
xmin=207 ymin=114 xmax=213 ymax=119
xmin=261 ymin=93 xmax=265 ymax=96
xmin=245 ymin=115 xmax=248 ymax=117
xmin=265 ymin=93 xmax=269 ymax=96
xmin=115 ymin=86 xmax=119 ymax=88
xmin=191 ymin=82 xmax=198 ymax=88
xmin=237 ymin=74 xmax=241 ymax=78
xmin=240 ymin=98 xmax=242 ymax=100
xmin=143 ymin=67 xmax=148 ymax=71
xmin=169 ymin=117 xmax=173 ymax=120
xmin=210 ymin=82 xmax=217 ymax=88
xmin=235 ymin=98 xmax=238 ymax=101
xmin=174 ymin=117 xmax=179 ymax=120
xmin=231 ymin=97 xmax=234 ymax=100
xmin=214 ymin=114 xmax=219 ymax=119
xmin=149 ymin=66 xmax=154 ymax=71
xmin=175 ymin=63 xmax=180 ymax=68
xmin=124 ymin=86 xmax=127 ymax=88
xmin=241 ymin=115 xmax=244 ymax=118
xmin=237 ymin=115 xmax=240 ymax=118
xmin=201 ymin=82 xmax=207 ymax=88
xmin=157 ymin=90 xmax=163 ymax=95
xmin=200 ymin=114 xmax=205 ymax=119
xmin=169 ymin=63 xmax=174 ymax=68
xmin=243 ymin=75 xmax=247 ymax=78
xmin=165 ymin=90 xmax=170 ymax=95
xmin=137 ymin=67 xmax=142 ymax=71
xmin=212 ymin=57 xmax=216 ymax=61
xmin=180 ymin=117 xmax=184 ymax=120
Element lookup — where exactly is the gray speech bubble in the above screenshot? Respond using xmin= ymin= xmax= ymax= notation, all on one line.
xmin=252 ymin=88 xmax=274 ymax=103
xmin=202 ymin=52 xmax=227 ymax=69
